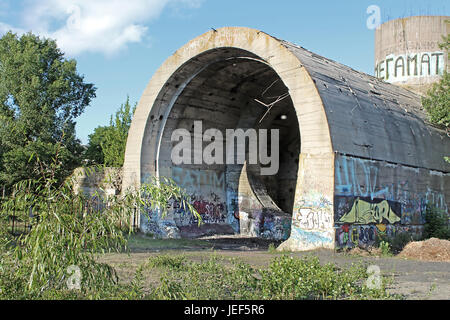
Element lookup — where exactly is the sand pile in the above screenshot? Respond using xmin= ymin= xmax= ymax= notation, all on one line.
xmin=398 ymin=238 xmax=450 ymax=262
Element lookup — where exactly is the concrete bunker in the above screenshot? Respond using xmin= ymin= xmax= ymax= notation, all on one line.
xmin=123 ymin=27 xmax=450 ymax=251
xmin=143 ymin=47 xmax=300 ymax=239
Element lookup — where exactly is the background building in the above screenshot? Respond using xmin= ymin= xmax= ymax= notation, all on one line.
xmin=375 ymin=16 xmax=449 ymax=95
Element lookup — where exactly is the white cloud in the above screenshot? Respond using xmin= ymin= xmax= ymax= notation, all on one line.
xmin=1 ymin=0 xmax=203 ymax=56
xmin=0 ymin=22 xmax=25 ymax=35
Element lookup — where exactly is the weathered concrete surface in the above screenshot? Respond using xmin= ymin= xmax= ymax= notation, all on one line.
xmin=375 ymin=16 xmax=449 ymax=95
xmin=72 ymin=167 xmax=122 ymax=197
xmin=123 ymin=27 xmax=450 ymax=251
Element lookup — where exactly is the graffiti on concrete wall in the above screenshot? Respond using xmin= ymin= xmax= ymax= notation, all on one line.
xmin=294 ymin=192 xmax=333 ymax=231
xmin=334 ymin=155 xmax=448 ymax=248
xmin=291 ymin=192 xmax=334 ymax=246
xmin=335 ymin=156 xmax=448 ymax=223
xmin=170 ymin=192 xmax=227 ymax=225
xmin=296 ymin=208 xmax=333 ymax=231
xmin=336 ymin=223 xmax=424 ymax=248
xmin=226 ymin=190 xmax=264 ymax=221
xmin=335 ymin=196 xmax=401 ymax=225
xmin=335 ymin=156 xmax=384 ymax=199
xmin=192 ymin=194 xmax=226 ymax=224
xmin=172 ymin=167 xmax=225 ymax=193
xmin=170 ymin=167 xmax=227 ymax=225
xmin=226 ymin=190 xmax=290 ymax=241
xmin=140 ymin=168 xmax=228 ymax=233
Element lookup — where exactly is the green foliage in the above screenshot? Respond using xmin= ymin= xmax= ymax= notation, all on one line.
xmin=0 ymin=142 xmax=200 ymax=299
xmin=144 ymin=255 xmax=397 ymax=300
xmin=139 ymin=175 xmax=202 ymax=223
xmin=379 ymin=241 xmax=392 ymax=256
xmin=422 ymin=29 xmax=450 ymax=134
xmin=423 ymin=205 xmax=450 ymax=240
xmin=388 ymin=232 xmax=419 ymax=253
xmin=267 ymin=243 xmax=277 ymax=253
xmin=0 ymin=32 xmax=96 ymax=191
xmin=422 ymin=71 xmax=450 ymax=129
xmin=84 ymin=126 xmax=109 ymax=165
xmin=376 ymin=231 xmax=418 ymax=254
xmin=84 ymin=97 xmax=135 ymax=167
xmin=146 ymin=255 xmax=188 ymax=270
xmin=0 ymin=162 xmax=130 ymax=298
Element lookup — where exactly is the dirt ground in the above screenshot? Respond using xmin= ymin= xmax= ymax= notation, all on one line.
xmin=99 ymin=234 xmax=450 ymax=300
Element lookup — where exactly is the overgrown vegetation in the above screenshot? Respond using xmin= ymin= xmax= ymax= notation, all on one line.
xmin=375 ymin=232 xmax=420 ymax=255
xmin=422 ymin=25 xmax=449 ymax=163
xmin=0 ymin=140 xmax=200 ymax=299
xmin=378 ymin=241 xmax=392 ymax=256
xmin=423 ymin=205 xmax=450 ymax=240
xmin=371 ymin=204 xmax=450 ymax=257
xmin=124 ymin=254 xmax=398 ymax=300
xmin=84 ymin=97 xmax=136 ymax=167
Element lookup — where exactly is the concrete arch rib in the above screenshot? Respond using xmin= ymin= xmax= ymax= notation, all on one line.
xmin=123 ymin=27 xmax=335 ymax=251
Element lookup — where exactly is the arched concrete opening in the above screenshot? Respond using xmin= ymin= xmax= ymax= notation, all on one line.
xmin=151 ymin=48 xmax=301 ymax=239
xmin=123 ymin=27 xmax=335 ymax=250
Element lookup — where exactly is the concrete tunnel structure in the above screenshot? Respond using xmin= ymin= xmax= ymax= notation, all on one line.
xmin=122 ymin=27 xmax=450 ymax=251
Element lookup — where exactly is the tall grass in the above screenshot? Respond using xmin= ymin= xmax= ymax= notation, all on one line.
xmin=134 ymin=254 xmax=399 ymax=300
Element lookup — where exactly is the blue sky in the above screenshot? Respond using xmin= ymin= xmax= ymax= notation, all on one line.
xmin=0 ymin=0 xmax=448 ymax=144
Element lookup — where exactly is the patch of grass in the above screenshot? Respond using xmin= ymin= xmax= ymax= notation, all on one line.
xmin=146 ymin=255 xmax=188 ymax=270
xmin=267 ymin=243 xmax=285 ymax=254
xmin=146 ymin=254 xmax=400 ymax=300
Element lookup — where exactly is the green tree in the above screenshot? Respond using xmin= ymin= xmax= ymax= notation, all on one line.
xmin=84 ymin=126 xmax=109 ymax=165
xmin=422 ymin=27 xmax=450 ymax=163
xmin=0 ymin=32 xmax=96 ymax=191
xmin=85 ymin=97 xmax=135 ymax=167
xmin=422 ymin=28 xmax=449 ymax=130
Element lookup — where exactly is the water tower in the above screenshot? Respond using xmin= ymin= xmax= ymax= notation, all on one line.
xmin=375 ymin=16 xmax=449 ymax=95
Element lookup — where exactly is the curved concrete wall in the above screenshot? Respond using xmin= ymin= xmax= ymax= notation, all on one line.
xmin=124 ymin=27 xmax=450 ymax=251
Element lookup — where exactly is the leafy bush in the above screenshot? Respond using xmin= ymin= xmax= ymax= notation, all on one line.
xmin=389 ymin=232 xmax=421 ymax=254
xmin=423 ymin=205 xmax=450 ymax=240
xmin=375 ymin=230 xmax=422 ymax=255
xmin=379 ymin=241 xmax=392 ymax=256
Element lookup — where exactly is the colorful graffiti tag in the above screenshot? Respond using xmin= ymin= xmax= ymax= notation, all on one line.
xmin=172 ymin=167 xmax=225 ymax=193
xmin=336 ymin=197 xmax=401 ymax=224
xmin=335 ymin=156 xmax=448 ymax=218
xmin=335 ymin=223 xmax=424 ymax=248
xmin=334 ymin=155 xmax=448 ymax=248
xmin=171 ymin=193 xmax=227 ymax=225
xmin=291 ymin=192 xmax=334 ymax=247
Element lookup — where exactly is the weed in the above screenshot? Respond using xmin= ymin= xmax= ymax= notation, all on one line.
xmin=267 ymin=243 xmax=281 ymax=254
xmin=144 ymin=254 xmax=398 ymax=300
xmin=379 ymin=241 xmax=392 ymax=257
xmin=146 ymin=255 xmax=187 ymax=270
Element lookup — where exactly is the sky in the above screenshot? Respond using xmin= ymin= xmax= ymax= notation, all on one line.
xmin=0 ymin=0 xmax=449 ymax=144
